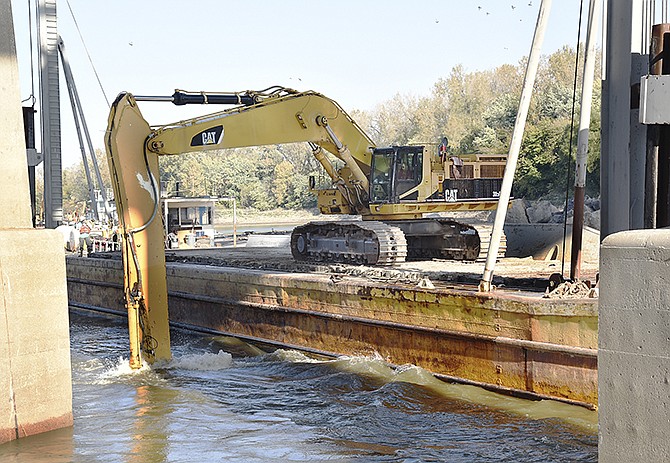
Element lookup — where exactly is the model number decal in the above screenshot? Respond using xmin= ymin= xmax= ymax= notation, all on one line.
xmin=191 ymin=125 xmax=224 ymax=147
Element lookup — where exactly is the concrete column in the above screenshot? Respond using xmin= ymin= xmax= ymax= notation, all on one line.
xmin=0 ymin=0 xmax=72 ymax=444
xmin=0 ymin=5 xmax=32 ymax=227
xmin=601 ymin=1 xmax=635 ymax=237
xmin=599 ymin=229 xmax=670 ymax=461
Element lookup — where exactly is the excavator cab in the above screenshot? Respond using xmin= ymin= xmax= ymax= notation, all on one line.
xmin=370 ymin=146 xmax=424 ymax=203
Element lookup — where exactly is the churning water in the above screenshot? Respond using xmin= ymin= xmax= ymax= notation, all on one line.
xmin=0 ymin=311 xmax=597 ymax=462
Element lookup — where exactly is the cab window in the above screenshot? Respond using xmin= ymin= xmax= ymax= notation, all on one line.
xmin=370 ymin=149 xmax=394 ymax=202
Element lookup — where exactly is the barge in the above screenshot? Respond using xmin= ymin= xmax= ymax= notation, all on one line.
xmin=66 ymin=244 xmax=598 ymax=409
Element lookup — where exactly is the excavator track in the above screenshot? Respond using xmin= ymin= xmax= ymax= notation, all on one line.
xmin=471 ymin=223 xmax=507 ymax=261
xmin=291 ymin=221 xmax=407 ymax=265
xmin=390 ymin=219 xmax=482 ymax=261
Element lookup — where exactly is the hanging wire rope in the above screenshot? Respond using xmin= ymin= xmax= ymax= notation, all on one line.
xmin=560 ymin=0 xmax=585 ymax=278
xmin=20 ymin=0 xmax=36 ymax=106
xmin=643 ymin=0 xmax=649 ymax=54
xmin=65 ymin=0 xmax=110 ymax=108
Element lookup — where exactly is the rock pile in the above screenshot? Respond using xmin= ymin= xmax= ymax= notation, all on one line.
xmin=505 ymin=197 xmax=601 ymax=229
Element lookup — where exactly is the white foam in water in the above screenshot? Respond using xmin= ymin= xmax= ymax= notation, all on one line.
xmin=268 ymin=349 xmax=325 ymax=364
xmin=330 ymin=352 xmax=396 ymax=379
xmin=97 ymin=350 xmax=233 ymax=382
xmin=99 ymin=356 xmax=151 ymax=380
xmin=166 ymin=350 xmax=233 ymax=371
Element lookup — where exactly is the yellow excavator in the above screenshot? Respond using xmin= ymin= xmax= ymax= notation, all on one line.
xmin=105 ymin=86 xmax=505 ymax=366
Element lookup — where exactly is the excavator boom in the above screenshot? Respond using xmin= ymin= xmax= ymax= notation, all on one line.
xmin=144 ymin=88 xmax=375 ymax=211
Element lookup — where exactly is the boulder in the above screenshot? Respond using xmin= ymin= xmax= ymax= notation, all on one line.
xmin=505 ymin=199 xmax=530 ymax=223
xmin=526 ymin=200 xmax=560 ymax=223
xmin=584 ymin=209 xmax=600 ymax=230
xmin=585 ymin=196 xmax=600 ymax=211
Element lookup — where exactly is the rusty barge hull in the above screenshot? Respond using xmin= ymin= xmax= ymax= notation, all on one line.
xmin=66 ymin=256 xmax=597 ymax=408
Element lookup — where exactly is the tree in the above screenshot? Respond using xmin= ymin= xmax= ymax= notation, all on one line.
xmin=515 ymin=121 xmax=573 ymax=199
xmin=459 ymin=126 xmax=506 ymax=154
xmin=366 ymin=93 xmax=419 ymax=146
xmin=61 ymin=45 xmax=603 ymax=218
xmin=60 ymin=149 xmax=113 ymax=220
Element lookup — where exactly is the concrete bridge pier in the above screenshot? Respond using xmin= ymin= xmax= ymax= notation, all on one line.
xmin=600 ymin=230 xmax=670 ymax=461
xmin=0 ymin=0 xmax=72 ymax=444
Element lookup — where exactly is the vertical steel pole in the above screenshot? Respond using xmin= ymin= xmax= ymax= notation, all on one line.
xmin=164 ymin=198 xmax=169 ymax=237
xmin=649 ymin=24 xmax=670 ymax=227
xmin=23 ymin=107 xmax=38 ymax=226
xmin=37 ymin=0 xmax=63 ymax=227
xmin=571 ymin=0 xmax=603 ymax=280
xmin=480 ymin=0 xmax=553 ymax=292
xmin=644 ymin=21 xmax=668 ymax=228
xmin=233 ymin=198 xmax=237 ymax=247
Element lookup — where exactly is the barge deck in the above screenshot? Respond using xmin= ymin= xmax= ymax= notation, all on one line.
xmin=66 ymin=245 xmax=598 ymax=408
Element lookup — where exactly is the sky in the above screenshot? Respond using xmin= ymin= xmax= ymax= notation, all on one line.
xmin=10 ymin=0 xmax=593 ymax=167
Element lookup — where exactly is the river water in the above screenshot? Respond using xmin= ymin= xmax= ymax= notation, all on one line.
xmin=0 ymin=311 xmax=597 ymax=462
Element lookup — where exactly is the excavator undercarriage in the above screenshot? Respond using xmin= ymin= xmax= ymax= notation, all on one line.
xmin=289 ymin=218 xmax=501 ymax=265
xmin=290 ymin=221 xmax=407 ymax=265
xmin=395 ymin=219 xmax=481 ymax=261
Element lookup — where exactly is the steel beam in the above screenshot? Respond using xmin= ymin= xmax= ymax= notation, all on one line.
xmin=37 ymin=0 xmax=62 ymax=227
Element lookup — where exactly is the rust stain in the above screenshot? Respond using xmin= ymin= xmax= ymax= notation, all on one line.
xmin=19 ymin=413 xmax=74 ymax=438
xmin=0 ymin=428 xmax=17 ymax=446
xmin=0 ymin=412 xmax=74 ymax=445
xmin=67 ymin=258 xmax=599 ymax=407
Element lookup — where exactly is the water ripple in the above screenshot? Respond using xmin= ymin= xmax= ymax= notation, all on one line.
xmin=0 ymin=311 xmax=597 ymax=463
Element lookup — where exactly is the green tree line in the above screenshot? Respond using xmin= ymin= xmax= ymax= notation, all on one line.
xmin=58 ymin=45 xmax=601 ymax=218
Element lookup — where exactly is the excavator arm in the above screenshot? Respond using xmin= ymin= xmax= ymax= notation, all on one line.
xmin=105 ymin=88 xmax=379 ymax=367
xmin=105 ymin=93 xmax=169 ymax=367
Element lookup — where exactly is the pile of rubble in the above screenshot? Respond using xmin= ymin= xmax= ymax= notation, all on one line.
xmin=505 ymin=197 xmax=601 ymax=229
